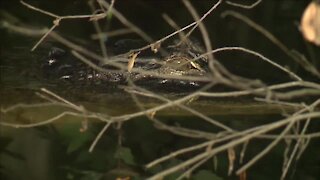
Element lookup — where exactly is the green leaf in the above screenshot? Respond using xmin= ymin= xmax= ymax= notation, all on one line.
xmin=54 ymin=119 xmax=94 ymax=154
xmin=164 ymin=172 xmax=180 ymax=180
xmin=67 ymin=131 xmax=92 ymax=153
xmin=192 ymin=170 xmax=222 ymax=180
xmin=114 ymin=147 xmax=136 ymax=166
xmin=80 ymin=172 xmax=104 ymax=180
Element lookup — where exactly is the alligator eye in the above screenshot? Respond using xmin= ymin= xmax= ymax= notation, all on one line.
xmin=87 ymin=74 xmax=93 ymax=79
xmin=160 ymin=79 xmax=168 ymax=84
xmin=48 ymin=59 xmax=56 ymax=66
xmin=189 ymin=81 xmax=199 ymax=86
xmin=60 ymin=75 xmax=71 ymax=80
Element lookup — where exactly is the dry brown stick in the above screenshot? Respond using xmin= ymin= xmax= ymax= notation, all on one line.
xmin=226 ymin=0 xmax=262 ymax=9
xmin=128 ymin=85 xmax=234 ymax=132
xmin=182 ymin=0 xmax=215 ymax=65
xmin=195 ymin=46 xmax=302 ymax=81
xmin=146 ymin=119 xmax=272 ymax=169
xmin=147 ymin=112 xmax=320 ymax=179
xmin=182 ymin=0 xmax=222 ymax=45
xmin=277 ymin=89 xmax=320 ymax=99
xmin=239 ymin=141 xmax=249 ymax=164
xmin=1 ymin=97 xmax=318 ymax=142
xmin=125 ymin=81 xmax=232 ymax=139
xmin=31 ymin=24 xmax=58 ymax=51
xmin=125 ymin=79 xmax=210 ymax=161
xmin=146 ymin=118 xmax=262 ymax=169
xmin=98 ymin=0 xmax=153 ymax=42
xmin=176 ymin=156 xmax=212 ymax=180
xmin=1 ymin=88 xmax=112 ymax=128
xmin=102 ymin=0 xmax=115 ymax=19
xmin=0 ymin=88 xmax=113 ymax=128
xmin=198 ymin=81 xmax=320 ymax=98
xmin=1 ymin=20 xmax=48 ymax=36
xmin=174 ymin=45 xmax=304 ymax=91
xmin=152 ymin=120 xmax=219 ymax=139
xmin=118 ymin=0 xmax=222 ymax=56
xmin=0 ymin=105 xmax=111 ymax=128
xmin=153 ymin=117 xmax=320 ymax=140
xmin=145 ymin=139 xmax=215 ymax=169
xmin=221 ymin=10 xmax=320 ymax=78
xmin=109 ymin=83 xmax=214 ymax=123
xmin=88 ymin=0 xmax=109 ymax=58
xmin=259 ymin=132 xmax=320 ymax=139
xmin=21 ymin=0 xmax=105 ymax=20
xmin=1 ymin=102 xmax=67 ymax=113
xmin=237 ymin=98 xmax=320 ymax=175
xmin=236 ymin=114 xmax=296 ymax=175
xmin=145 ymin=108 xmax=320 ymax=171
xmin=221 ymin=10 xmax=290 ymax=54
xmin=20 ymin=0 xmax=106 ymax=51
xmin=3 ymin=83 xmax=318 ymax=130
xmin=162 ymin=13 xmax=187 ymax=42
xmin=111 ymin=81 xmax=320 ymax=123
xmin=20 ymin=0 xmax=59 ymax=18
xmin=254 ymin=98 xmax=304 ymax=109
xmin=280 ymin=99 xmax=320 ymax=179
xmin=281 ymin=118 xmax=311 ymax=180
xmin=89 ymin=121 xmax=112 ymax=152
xmin=130 ymin=21 xmax=198 ymax=54
xmin=0 ymin=111 xmax=90 ymax=128
xmin=41 ymin=88 xmax=84 ymax=112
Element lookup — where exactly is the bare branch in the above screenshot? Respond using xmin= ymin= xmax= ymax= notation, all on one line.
xmin=226 ymin=0 xmax=262 ymax=9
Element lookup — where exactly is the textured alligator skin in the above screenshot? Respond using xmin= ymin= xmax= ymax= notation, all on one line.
xmin=41 ymin=40 xmax=208 ymax=90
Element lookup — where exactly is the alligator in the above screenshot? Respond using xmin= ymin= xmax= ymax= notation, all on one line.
xmin=41 ymin=39 xmax=209 ymax=91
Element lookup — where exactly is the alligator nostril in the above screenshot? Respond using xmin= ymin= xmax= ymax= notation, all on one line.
xmin=60 ymin=75 xmax=72 ymax=80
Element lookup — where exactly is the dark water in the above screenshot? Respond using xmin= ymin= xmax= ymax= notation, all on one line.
xmin=1 ymin=1 xmax=320 ymax=180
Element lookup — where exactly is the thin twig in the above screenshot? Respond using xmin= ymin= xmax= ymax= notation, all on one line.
xmin=200 ymin=46 xmax=302 ymax=81
xmin=98 ymin=0 xmax=153 ymax=42
xmin=31 ymin=24 xmax=58 ymax=51
xmin=182 ymin=0 xmax=222 ymax=47
xmin=182 ymin=0 xmax=215 ymax=66
xmin=89 ymin=122 xmax=112 ymax=152
xmin=221 ymin=10 xmax=320 ymax=78
xmin=122 ymin=0 xmax=222 ymax=56
xmin=236 ymin=114 xmax=296 ymax=175
xmin=41 ymin=88 xmax=84 ymax=112
xmin=20 ymin=0 xmax=106 ymax=51
xmin=147 ymin=112 xmax=320 ymax=179
xmin=226 ymin=0 xmax=262 ymax=9
xmin=280 ymin=99 xmax=320 ymax=179
xmin=176 ymin=156 xmax=212 ymax=180
xmin=1 ymin=102 xmax=67 ymax=113
xmin=21 ymin=0 xmax=59 ymax=18
xmin=0 ymin=111 xmax=88 ymax=128
xmin=128 ymin=85 xmax=234 ymax=132
xmin=88 ymin=0 xmax=109 ymax=58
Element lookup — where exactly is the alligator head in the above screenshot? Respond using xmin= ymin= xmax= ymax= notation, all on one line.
xmin=41 ymin=39 xmax=209 ymax=91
